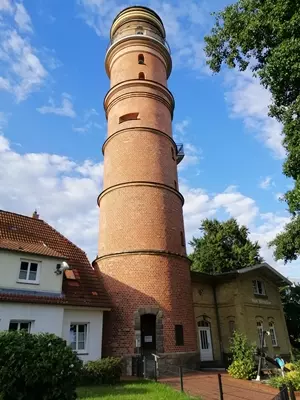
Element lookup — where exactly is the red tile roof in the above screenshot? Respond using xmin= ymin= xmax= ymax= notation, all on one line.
xmin=0 ymin=239 xmax=65 ymax=258
xmin=0 ymin=210 xmax=111 ymax=309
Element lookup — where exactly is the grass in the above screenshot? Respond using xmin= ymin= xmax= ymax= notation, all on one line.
xmin=77 ymin=380 xmax=198 ymax=399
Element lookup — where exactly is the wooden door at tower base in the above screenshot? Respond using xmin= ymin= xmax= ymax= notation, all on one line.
xmin=199 ymin=327 xmax=213 ymax=361
xmin=141 ymin=314 xmax=156 ymax=353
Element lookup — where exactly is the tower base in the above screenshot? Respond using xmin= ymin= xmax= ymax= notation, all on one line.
xmin=124 ymin=351 xmax=200 ymax=377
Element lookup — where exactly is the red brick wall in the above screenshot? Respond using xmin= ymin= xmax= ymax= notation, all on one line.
xmin=99 ymin=255 xmax=196 ymax=355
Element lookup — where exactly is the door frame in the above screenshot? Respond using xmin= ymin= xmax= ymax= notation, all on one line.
xmin=198 ymin=326 xmax=214 ymax=361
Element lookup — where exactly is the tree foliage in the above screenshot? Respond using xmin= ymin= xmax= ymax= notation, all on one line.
xmin=204 ymin=0 xmax=300 ymax=263
xmin=189 ymin=218 xmax=263 ymax=273
xmin=280 ymin=284 xmax=300 ymax=348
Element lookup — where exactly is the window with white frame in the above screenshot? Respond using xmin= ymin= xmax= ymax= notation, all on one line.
xmin=257 ymin=320 xmax=266 ymax=346
xmin=269 ymin=321 xmax=278 ymax=347
xmin=9 ymin=321 xmax=31 ymax=332
xmin=252 ymin=280 xmax=266 ymax=296
xmin=70 ymin=324 xmax=88 ymax=353
xmin=18 ymin=260 xmax=39 ymax=283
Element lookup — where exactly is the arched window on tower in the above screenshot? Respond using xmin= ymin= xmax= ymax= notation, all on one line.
xmin=138 ymin=54 xmax=145 ymax=65
xmin=136 ymin=26 xmax=144 ymax=35
xmin=139 ymin=72 xmax=145 ymax=80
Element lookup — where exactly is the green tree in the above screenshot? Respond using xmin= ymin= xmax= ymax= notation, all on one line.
xmin=280 ymin=284 xmax=300 ymax=349
xmin=189 ymin=218 xmax=263 ymax=273
xmin=204 ymin=0 xmax=300 ymax=263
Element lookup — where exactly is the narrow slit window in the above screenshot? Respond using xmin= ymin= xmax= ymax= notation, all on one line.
xmin=180 ymin=231 xmax=185 ymax=247
xmin=138 ymin=54 xmax=145 ymax=65
xmin=139 ymin=72 xmax=145 ymax=79
xmin=175 ymin=325 xmax=184 ymax=346
xmin=174 ymin=180 xmax=177 ymax=190
xmin=119 ymin=113 xmax=139 ymax=124
xmin=171 ymin=147 xmax=175 ymax=160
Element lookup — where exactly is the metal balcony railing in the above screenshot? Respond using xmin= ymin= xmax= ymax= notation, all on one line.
xmin=107 ymin=27 xmax=171 ymax=54
xmin=176 ymin=143 xmax=184 ymax=164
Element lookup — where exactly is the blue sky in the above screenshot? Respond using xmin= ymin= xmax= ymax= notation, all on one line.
xmin=0 ymin=0 xmax=298 ymax=279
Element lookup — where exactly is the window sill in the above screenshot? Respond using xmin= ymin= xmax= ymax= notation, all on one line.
xmin=254 ymin=293 xmax=268 ymax=299
xmin=272 ymin=345 xmax=280 ymax=348
xmin=17 ymin=280 xmax=40 ymax=285
xmin=74 ymin=351 xmax=89 ymax=355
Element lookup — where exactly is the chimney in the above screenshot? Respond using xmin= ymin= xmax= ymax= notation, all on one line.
xmin=32 ymin=210 xmax=39 ymax=219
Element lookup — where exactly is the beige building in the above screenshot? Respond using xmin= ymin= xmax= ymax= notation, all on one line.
xmin=191 ymin=263 xmax=292 ymax=367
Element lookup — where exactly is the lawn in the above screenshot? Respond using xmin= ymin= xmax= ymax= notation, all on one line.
xmin=77 ymin=381 xmax=198 ymax=399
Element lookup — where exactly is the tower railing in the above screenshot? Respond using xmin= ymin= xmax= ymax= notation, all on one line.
xmin=107 ymin=27 xmax=171 ymax=54
xmin=176 ymin=143 xmax=185 ymax=164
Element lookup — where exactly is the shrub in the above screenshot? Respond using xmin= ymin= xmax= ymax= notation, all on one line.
xmin=228 ymin=331 xmax=256 ymax=380
xmin=285 ymin=362 xmax=296 ymax=371
xmin=81 ymin=357 xmax=122 ymax=385
xmin=269 ymin=370 xmax=300 ymax=391
xmin=0 ymin=330 xmax=82 ymax=400
xmin=228 ymin=360 xmax=256 ymax=380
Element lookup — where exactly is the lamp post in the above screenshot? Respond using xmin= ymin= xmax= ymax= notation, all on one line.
xmin=256 ymin=330 xmax=270 ymax=381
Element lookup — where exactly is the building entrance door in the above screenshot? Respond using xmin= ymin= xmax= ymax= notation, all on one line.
xmin=141 ymin=314 xmax=156 ymax=354
xmin=199 ymin=327 xmax=213 ymax=361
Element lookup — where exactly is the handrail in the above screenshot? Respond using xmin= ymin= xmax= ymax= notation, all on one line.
xmin=106 ymin=28 xmax=171 ymax=54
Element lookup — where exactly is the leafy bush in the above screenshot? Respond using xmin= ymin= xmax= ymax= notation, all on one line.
xmin=81 ymin=357 xmax=122 ymax=385
xmin=228 ymin=360 xmax=256 ymax=380
xmin=228 ymin=331 xmax=256 ymax=380
xmin=0 ymin=331 xmax=82 ymax=400
xmin=285 ymin=362 xmax=296 ymax=371
xmin=269 ymin=370 xmax=300 ymax=391
xmin=230 ymin=330 xmax=256 ymax=362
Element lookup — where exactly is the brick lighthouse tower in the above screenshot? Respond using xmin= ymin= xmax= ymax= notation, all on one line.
xmin=95 ymin=6 xmax=197 ymax=369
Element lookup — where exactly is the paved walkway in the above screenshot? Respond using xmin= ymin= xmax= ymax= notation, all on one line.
xmin=159 ymin=371 xmax=299 ymax=400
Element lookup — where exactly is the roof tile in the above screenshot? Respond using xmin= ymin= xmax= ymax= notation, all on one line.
xmin=0 ymin=210 xmax=110 ymax=309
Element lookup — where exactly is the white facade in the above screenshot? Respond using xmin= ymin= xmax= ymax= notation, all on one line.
xmin=0 ymin=250 xmax=104 ymax=362
xmin=0 ymin=302 xmax=103 ymax=362
xmin=0 ymin=250 xmax=64 ymax=293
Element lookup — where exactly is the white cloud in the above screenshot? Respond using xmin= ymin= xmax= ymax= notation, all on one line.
xmin=174 ymin=118 xmax=202 ymax=170
xmin=0 ymin=29 xmax=47 ymax=101
xmin=37 ymin=93 xmax=76 ymax=118
xmin=72 ymin=108 xmax=102 ymax=133
xmin=225 ymin=69 xmax=285 ymax=159
xmin=0 ymin=0 xmax=13 ymax=13
xmin=0 ymin=76 xmax=11 ymax=91
xmin=0 ymin=3 xmax=48 ymax=101
xmin=182 ymin=183 xmax=299 ymax=277
xmin=174 ymin=119 xmax=190 ymax=137
xmin=0 ymin=132 xmax=102 ymax=260
xmin=259 ymin=176 xmax=274 ymax=190
xmin=14 ymin=2 xmax=33 ymax=33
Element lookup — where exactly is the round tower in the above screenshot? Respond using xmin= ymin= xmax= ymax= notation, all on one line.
xmin=95 ymin=6 xmax=197 ymax=369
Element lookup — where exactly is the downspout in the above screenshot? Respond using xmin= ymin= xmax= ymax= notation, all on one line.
xmin=213 ymin=283 xmax=224 ymax=366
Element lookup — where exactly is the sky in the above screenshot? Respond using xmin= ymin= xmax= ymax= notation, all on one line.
xmin=0 ymin=0 xmax=298 ymax=280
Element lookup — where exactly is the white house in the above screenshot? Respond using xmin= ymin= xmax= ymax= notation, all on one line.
xmin=0 ymin=210 xmax=111 ymax=362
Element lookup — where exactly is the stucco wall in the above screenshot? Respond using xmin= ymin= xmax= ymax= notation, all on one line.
xmin=0 ymin=302 xmax=64 ymax=336
xmin=63 ymin=309 xmax=103 ymax=362
xmin=238 ymin=274 xmax=291 ymax=357
xmin=192 ymin=282 xmax=221 ymax=362
xmin=0 ymin=250 xmax=63 ymax=293
xmin=0 ymin=302 xmax=104 ymax=362
xmin=191 ymin=271 xmax=291 ymax=359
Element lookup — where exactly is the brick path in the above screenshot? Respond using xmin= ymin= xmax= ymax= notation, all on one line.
xmin=159 ymin=371 xmax=300 ymax=400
